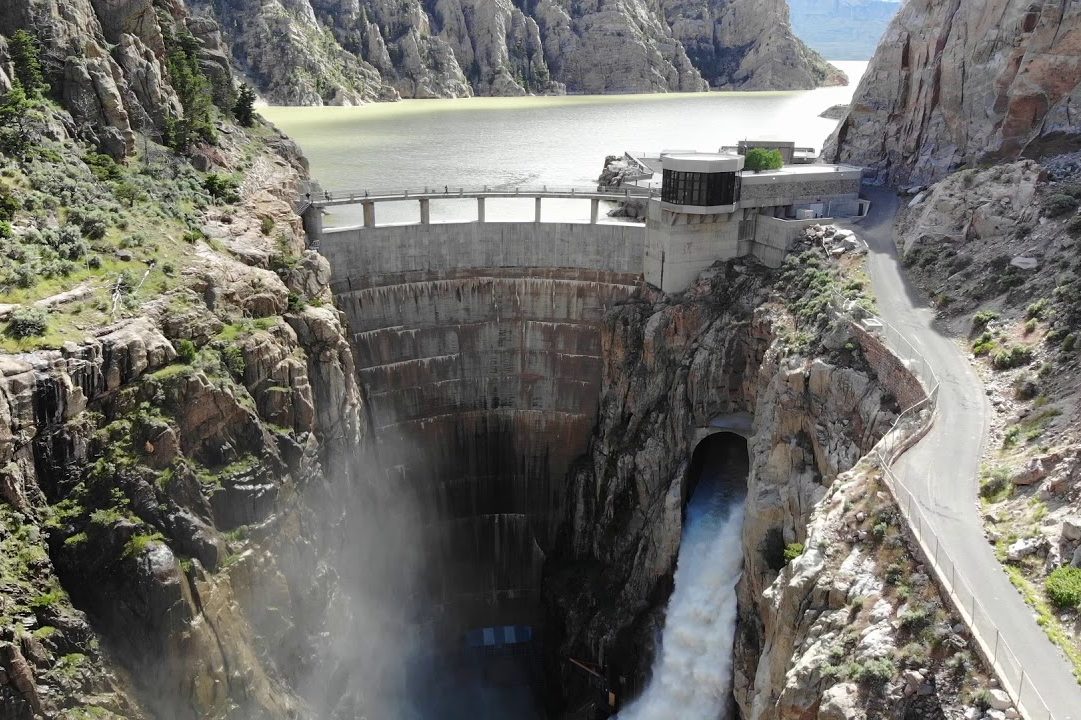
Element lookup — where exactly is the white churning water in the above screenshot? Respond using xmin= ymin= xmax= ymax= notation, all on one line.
xmin=617 ymin=471 xmax=746 ymax=720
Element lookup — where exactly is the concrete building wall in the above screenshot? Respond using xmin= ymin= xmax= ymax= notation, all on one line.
xmin=739 ymin=176 xmax=861 ymax=210
xmin=750 ymin=215 xmax=823 ymax=267
xmin=644 ymin=203 xmax=751 ymax=293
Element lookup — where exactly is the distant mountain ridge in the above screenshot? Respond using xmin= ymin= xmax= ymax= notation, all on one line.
xmin=788 ymin=0 xmax=902 ymax=60
xmin=188 ymin=0 xmax=846 ymax=104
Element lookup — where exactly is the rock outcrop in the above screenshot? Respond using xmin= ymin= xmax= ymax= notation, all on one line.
xmin=546 ymin=251 xmax=987 ymax=717
xmin=546 ymin=258 xmax=890 ymax=703
xmin=190 ymin=0 xmax=842 ymax=103
xmin=824 ymin=0 xmax=1081 ymax=185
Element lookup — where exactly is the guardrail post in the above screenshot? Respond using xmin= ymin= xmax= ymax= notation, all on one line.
xmin=590 ymin=198 xmax=600 ymax=224
xmin=535 ymin=197 xmax=542 ymax=223
xmin=420 ymin=198 xmax=430 ymax=225
xmin=362 ymin=200 xmax=375 ymax=228
xmin=477 ymin=197 xmax=486 ymax=223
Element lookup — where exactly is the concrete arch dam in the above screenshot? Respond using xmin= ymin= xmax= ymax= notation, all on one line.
xmin=320 ymin=221 xmax=644 ymax=636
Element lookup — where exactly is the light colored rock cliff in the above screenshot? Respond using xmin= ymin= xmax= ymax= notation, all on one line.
xmin=186 ymin=0 xmax=841 ymax=102
xmin=824 ymin=0 xmax=1081 ymax=185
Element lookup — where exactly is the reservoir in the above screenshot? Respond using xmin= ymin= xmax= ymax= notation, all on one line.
xmin=263 ymin=61 xmax=867 ymax=227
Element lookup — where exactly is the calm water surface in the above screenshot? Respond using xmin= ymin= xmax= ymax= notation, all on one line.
xmin=263 ymin=61 xmax=866 ymax=226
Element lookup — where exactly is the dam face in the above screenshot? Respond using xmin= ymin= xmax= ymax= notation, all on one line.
xmin=320 ymin=221 xmax=643 ymax=637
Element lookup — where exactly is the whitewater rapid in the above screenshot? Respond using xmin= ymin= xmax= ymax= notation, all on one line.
xmin=616 ymin=464 xmax=746 ymax=720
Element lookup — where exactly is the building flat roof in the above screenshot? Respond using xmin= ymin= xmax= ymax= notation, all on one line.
xmin=662 ymin=152 xmax=745 ymax=173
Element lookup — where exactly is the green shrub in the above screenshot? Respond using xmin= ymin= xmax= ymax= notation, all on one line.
xmin=852 ymin=657 xmax=896 ymax=687
xmin=898 ymin=605 xmax=933 ymax=631
xmin=203 ymin=174 xmax=239 ymax=203
xmin=1068 ymin=214 xmax=1081 ymax=237
xmin=0 ymin=220 xmax=11 ymax=239
xmin=176 ymin=339 xmax=197 ymax=364
xmin=1046 ymin=566 xmax=1081 ymax=609
xmin=222 ymin=345 xmax=245 ymax=379
xmin=85 ymin=152 xmax=122 ymax=181
xmin=260 ymin=216 xmax=275 ymax=235
xmin=1043 ymin=193 xmax=1079 ymax=218
xmin=1064 ymin=333 xmax=1077 ymax=352
xmin=972 ymin=332 xmax=998 ymax=356
xmin=980 ymin=465 xmax=1013 ymax=501
xmin=884 ymin=562 xmax=905 ymax=585
xmin=744 ymin=147 xmax=784 ymax=172
xmin=1026 ymin=298 xmax=1048 ymax=320
xmin=1024 ymin=318 xmax=1038 ymax=335
xmin=783 ymin=542 xmax=804 ymax=563
xmin=972 ymin=310 xmax=999 ymax=330
xmin=0 ymin=186 xmax=20 ymax=221
xmin=992 ymin=345 xmax=1034 ymax=370
xmin=7 ymin=306 xmax=48 ymax=338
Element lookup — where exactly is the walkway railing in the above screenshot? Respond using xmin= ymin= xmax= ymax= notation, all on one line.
xmin=836 ymin=296 xmax=1056 ymax=720
xmin=308 ymin=184 xmax=656 ymax=208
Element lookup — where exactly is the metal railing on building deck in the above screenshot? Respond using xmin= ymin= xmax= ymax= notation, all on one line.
xmin=834 ymin=295 xmax=1057 ymax=720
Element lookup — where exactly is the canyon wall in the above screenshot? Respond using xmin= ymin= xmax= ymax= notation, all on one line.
xmin=546 ymin=254 xmax=987 ymax=718
xmin=824 ymin=0 xmax=1081 ymax=185
xmin=187 ymin=0 xmax=844 ymax=103
xmin=544 ymin=258 xmax=897 ymax=705
xmin=0 ymin=2 xmax=421 ymax=717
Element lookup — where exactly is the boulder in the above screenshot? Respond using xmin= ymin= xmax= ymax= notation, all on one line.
xmin=819 ymin=682 xmax=862 ymax=720
xmin=987 ymin=688 xmax=1012 ymax=711
xmin=1006 ymin=536 xmax=1045 ymax=562
xmin=1012 ymin=457 xmax=1049 ymax=485
xmin=1063 ymin=516 xmax=1081 ymax=541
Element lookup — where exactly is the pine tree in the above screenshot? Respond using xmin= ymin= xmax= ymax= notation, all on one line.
xmin=233 ymin=85 xmax=257 ymax=127
xmin=9 ymin=29 xmax=48 ymax=98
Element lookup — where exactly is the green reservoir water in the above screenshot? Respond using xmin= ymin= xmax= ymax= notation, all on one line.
xmin=263 ymin=61 xmax=867 ymax=226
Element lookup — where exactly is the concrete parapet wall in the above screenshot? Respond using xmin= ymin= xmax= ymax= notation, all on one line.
xmin=849 ymin=322 xmax=927 ymax=410
xmin=321 ymin=221 xmax=644 ymax=278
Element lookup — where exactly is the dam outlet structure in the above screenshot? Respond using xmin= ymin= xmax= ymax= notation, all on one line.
xmin=617 ymin=433 xmax=749 ymax=720
xmin=306 ymin=152 xmax=868 ymax=715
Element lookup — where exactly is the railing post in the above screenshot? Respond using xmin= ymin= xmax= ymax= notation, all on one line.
xmin=362 ymin=200 xmax=375 ymax=228
xmin=420 ymin=198 xmax=430 ymax=225
xmin=535 ymin=196 xmax=542 ymax=223
xmin=477 ymin=196 xmax=486 ymax=223
xmin=590 ymin=198 xmax=600 ymax=224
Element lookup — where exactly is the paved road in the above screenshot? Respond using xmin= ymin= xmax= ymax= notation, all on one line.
xmin=850 ymin=186 xmax=1081 ymax=720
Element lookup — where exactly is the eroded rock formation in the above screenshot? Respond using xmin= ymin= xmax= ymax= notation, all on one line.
xmin=189 ymin=0 xmax=842 ymax=103
xmin=824 ymin=0 xmax=1081 ymax=185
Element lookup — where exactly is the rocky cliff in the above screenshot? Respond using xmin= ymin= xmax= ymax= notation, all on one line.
xmin=823 ymin=0 xmax=1081 ymax=185
xmin=546 ymin=251 xmax=992 ymax=717
xmin=0 ymin=2 xmax=425 ymax=717
xmin=185 ymin=0 xmax=844 ymax=103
